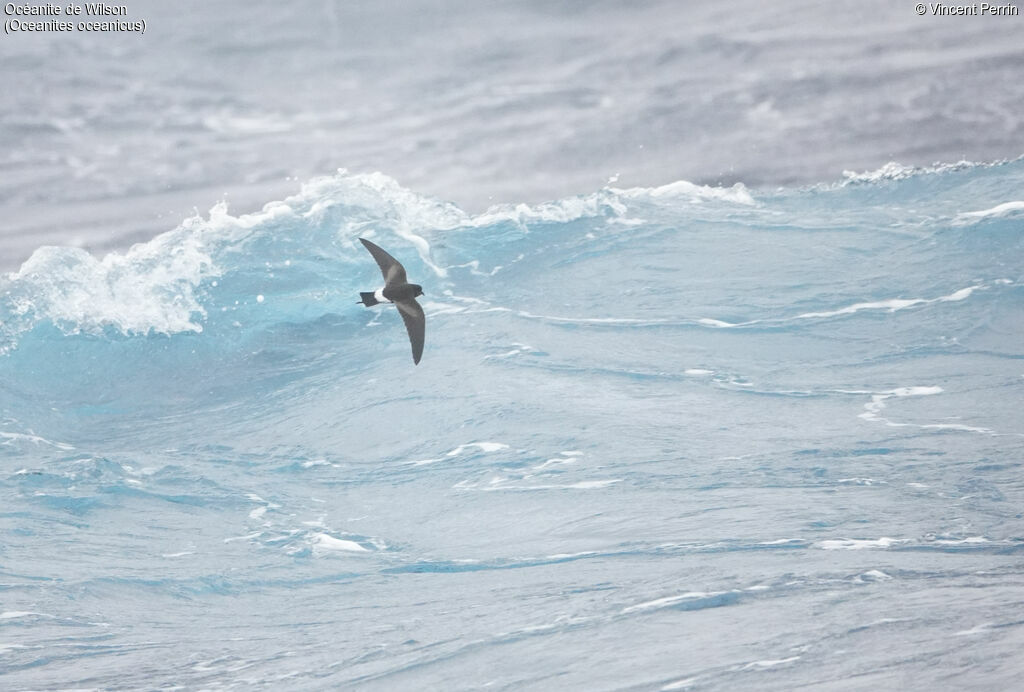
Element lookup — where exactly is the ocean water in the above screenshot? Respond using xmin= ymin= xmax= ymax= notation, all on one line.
xmin=2 ymin=158 xmax=1023 ymax=689
xmin=3 ymin=0 xmax=1023 ymax=270
xmin=4 ymin=0 xmax=1024 ymax=689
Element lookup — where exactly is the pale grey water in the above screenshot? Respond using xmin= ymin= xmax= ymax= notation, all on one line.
xmin=1 ymin=0 xmax=1022 ymax=269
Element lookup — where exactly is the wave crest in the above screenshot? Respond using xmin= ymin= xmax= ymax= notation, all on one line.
xmin=1 ymin=169 xmax=762 ymax=352
xmin=2 ymin=225 xmax=217 ymax=349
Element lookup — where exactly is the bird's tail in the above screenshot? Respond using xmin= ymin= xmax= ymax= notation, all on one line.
xmin=358 ymin=291 xmax=380 ymax=307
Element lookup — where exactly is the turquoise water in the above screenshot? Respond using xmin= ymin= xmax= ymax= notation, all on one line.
xmin=1 ymin=160 xmax=1023 ymax=689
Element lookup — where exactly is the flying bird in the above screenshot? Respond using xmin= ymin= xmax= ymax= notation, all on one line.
xmin=357 ymin=237 xmax=425 ymax=365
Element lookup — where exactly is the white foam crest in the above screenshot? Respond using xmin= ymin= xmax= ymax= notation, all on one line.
xmin=840 ymin=159 xmax=983 ymax=185
xmin=858 ymin=385 xmax=996 ymax=434
xmin=223 ymin=531 xmax=263 ymax=544
xmin=470 ymin=191 xmax=630 ymax=227
xmin=8 ymin=220 xmax=219 ymax=338
xmin=759 ymin=538 xmax=803 ymax=546
xmin=697 ymin=317 xmax=742 ymax=328
xmin=305 ymin=170 xmax=467 ymax=230
xmin=451 ymin=447 xmax=611 ymax=492
xmin=916 ymin=421 xmax=996 ymax=433
xmin=310 ymin=533 xmax=370 ymax=554
xmin=741 ymin=656 xmax=800 ymax=670
xmin=447 ymin=442 xmax=509 ymax=456
xmin=612 ymin=180 xmax=756 ymax=206
xmin=288 ymin=171 xmax=462 ymax=279
xmin=858 ymin=386 xmax=941 ymax=422
xmin=857 ymin=570 xmax=894 ymax=582
xmin=544 ymin=550 xmax=600 ymax=560
xmin=1 ymin=611 xmax=53 ymax=619
xmin=407 ymin=441 xmax=508 ymax=466
xmin=955 ymin=623 xmax=994 ymax=636
xmin=932 ymin=536 xmax=988 ymax=545
xmin=532 ymin=453 xmax=581 ymax=472
xmin=819 ymin=537 xmax=906 ymax=550
xmin=796 ymin=284 xmax=982 ymax=320
xmin=299 ymin=172 xmax=752 ymax=266
xmin=298 ymin=172 xmax=627 ymax=277
xmin=837 ymin=477 xmax=885 ymax=486
xmin=0 ymin=430 xmax=74 ymax=450
xmin=580 ymin=281 xmax=997 ymax=333
xmin=954 ymin=200 xmax=1024 ymax=224
xmin=406 ymin=456 xmax=444 ymax=467
xmin=622 ymin=590 xmax=728 ymax=614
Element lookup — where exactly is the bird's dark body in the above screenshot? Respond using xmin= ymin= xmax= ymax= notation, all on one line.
xmin=357 ymin=282 xmax=423 ymax=306
xmin=383 ymin=283 xmax=423 ymax=303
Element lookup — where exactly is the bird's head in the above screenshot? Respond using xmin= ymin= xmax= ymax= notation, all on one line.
xmin=411 ymin=284 xmax=424 ymax=297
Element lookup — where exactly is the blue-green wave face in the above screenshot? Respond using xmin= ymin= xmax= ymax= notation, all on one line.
xmin=2 ymin=161 xmax=1020 ymax=440
xmin=2 ymin=160 xmax=1023 ymax=688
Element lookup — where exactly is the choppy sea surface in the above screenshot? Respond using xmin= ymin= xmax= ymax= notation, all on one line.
xmin=3 ymin=0 xmax=1023 ymax=270
xmin=3 ymin=0 xmax=1024 ymax=688
xmin=1 ymin=158 xmax=1023 ymax=689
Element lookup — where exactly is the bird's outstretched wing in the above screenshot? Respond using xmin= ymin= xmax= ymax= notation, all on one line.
xmin=395 ymin=298 xmax=425 ymax=365
xmin=359 ymin=238 xmax=407 ymax=287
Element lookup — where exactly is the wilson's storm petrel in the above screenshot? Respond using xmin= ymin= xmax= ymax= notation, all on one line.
xmin=357 ymin=237 xmax=425 ymax=365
